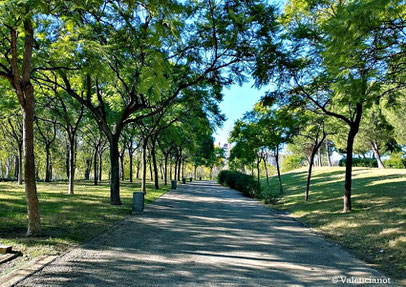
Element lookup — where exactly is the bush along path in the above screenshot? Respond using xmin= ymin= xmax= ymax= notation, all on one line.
xmin=16 ymin=181 xmax=390 ymax=286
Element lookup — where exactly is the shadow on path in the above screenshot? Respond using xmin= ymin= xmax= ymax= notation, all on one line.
xmin=17 ymin=181 xmax=390 ymax=287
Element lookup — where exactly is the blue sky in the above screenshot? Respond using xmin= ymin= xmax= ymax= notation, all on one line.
xmin=214 ymin=80 xmax=268 ymax=146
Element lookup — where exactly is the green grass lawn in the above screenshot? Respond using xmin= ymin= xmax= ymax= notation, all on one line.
xmin=260 ymin=167 xmax=406 ymax=283
xmin=0 ymin=180 xmax=169 ymax=276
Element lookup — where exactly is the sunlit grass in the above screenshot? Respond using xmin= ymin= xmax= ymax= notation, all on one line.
xmin=260 ymin=167 xmax=406 ymax=282
xmin=0 ymin=179 xmax=169 ymax=276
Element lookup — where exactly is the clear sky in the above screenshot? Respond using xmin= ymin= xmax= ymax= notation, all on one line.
xmin=214 ymin=80 xmax=269 ymax=146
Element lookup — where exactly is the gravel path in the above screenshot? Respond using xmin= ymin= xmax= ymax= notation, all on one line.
xmin=17 ymin=181 xmax=391 ymax=286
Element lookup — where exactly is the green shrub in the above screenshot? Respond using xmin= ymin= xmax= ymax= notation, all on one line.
xmin=339 ymin=157 xmax=378 ymax=168
xmin=217 ymin=170 xmax=228 ymax=185
xmin=281 ymin=154 xmax=305 ymax=172
xmin=383 ymin=152 xmax=406 ymax=169
xmin=217 ymin=170 xmax=259 ymax=198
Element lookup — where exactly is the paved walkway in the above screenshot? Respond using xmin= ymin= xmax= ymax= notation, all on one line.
xmin=17 ymin=181 xmax=389 ymax=286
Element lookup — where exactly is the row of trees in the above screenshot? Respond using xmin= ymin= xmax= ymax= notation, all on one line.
xmin=0 ymin=103 xmax=224 ymax=185
xmin=229 ymin=0 xmax=406 ymax=211
xmin=0 ymin=0 xmax=278 ymax=236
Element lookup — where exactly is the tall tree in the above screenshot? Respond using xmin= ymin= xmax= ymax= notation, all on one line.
xmin=0 ymin=2 xmax=42 ymax=235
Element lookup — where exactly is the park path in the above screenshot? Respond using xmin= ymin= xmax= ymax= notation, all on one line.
xmin=17 ymin=181 xmax=389 ymax=287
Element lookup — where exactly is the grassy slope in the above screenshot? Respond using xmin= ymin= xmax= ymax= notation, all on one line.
xmin=260 ymin=167 xmax=406 ymax=282
xmin=0 ymin=180 xmax=169 ymax=276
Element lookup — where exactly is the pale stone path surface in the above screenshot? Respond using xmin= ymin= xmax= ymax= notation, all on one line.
xmin=17 ymin=181 xmax=390 ymax=287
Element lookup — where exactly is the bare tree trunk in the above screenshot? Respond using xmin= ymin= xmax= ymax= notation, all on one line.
xmin=181 ymin=158 xmax=185 ymax=180
xmin=93 ymin=147 xmax=98 ymax=185
xmin=164 ymin=153 xmax=168 ymax=185
xmin=66 ymin=143 xmax=70 ymax=179
xmin=129 ymin=152 xmax=133 ymax=183
xmin=99 ymin=150 xmax=103 ymax=181
xmin=151 ymin=140 xmax=159 ymax=189
xmin=119 ymin=150 xmax=125 ymax=181
xmin=159 ymin=163 xmax=164 ymax=180
xmin=109 ymin=137 xmax=121 ymax=204
xmin=256 ymin=158 xmax=261 ymax=186
xmin=23 ymin=82 xmax=41 ymax=236
xmin=263 ymin=157 xmax=269 ymax=190
xmin=84 ymin=158 xmax=92 ymax=180
xmin=44 ymin=145 xmax=51 ymax=182
xmin=371 ymin=141 xmax=385 ymax=169
xmin=68 ymin=139 xmax=75 ymax=195
xmin=174 ymin=157 xmax=178 ymax=181
xmin=136 ymin=161 xmax=140 ymax=179
xmin=177 ymin=157 xmax=181 ymax=181
xmin=141 ymin=140 xmax=147 ymax=193
xmin=326 ymin=139 xmax=332 ymax=167
xmin=275 ymin=146 xmax=283 ymax=194
xmin=318 ymin=148 xmax=322 ymax=167
xmin=343 ymin=105 xmax=362 ymax=212
xmin=149 ymin=157 xmax=153 ymax=181
xmin=17 ymin=143 xmax=23 ymax=185
xmin=170 ymin=157 xmax=173 ymax=181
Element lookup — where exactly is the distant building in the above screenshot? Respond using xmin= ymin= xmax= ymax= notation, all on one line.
xmin=218 ymin=142 xmax=232 ymax=164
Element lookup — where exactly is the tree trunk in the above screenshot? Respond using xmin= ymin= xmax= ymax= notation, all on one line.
xmin=256 ymin=158 xmax=261 ymax=186
xmin=326 ymin=139 xmax=332 ymax=167
xmin=68 ymin=139 xmax=75 ymax=195
xmin=264 ymin=157 xmax=270 ymax=190
xmin=109 ymin=138 xmax=121 ymax=205
xmin=169 ymin=157 xmax=173 ymax=181
xmin=305 ymin=149 xmax=317 ymax=201
xmin=151 ymin=140 xmax=159 ymax=189
xmin=84 ymin=158 xmax=91 ymax=180
xmin=174 ymin=157 xmax=177 ymax=181
xmin=141 ymin=140 xmax=147 ymax=193
xmin=164 ymin=153 xmax=168 ymax=185
xmin=194 ymin=165 xmax=197 ymax=180
xmin=159 ymin=163 xmax=164 ymax=180
xmin=181 ymin=158 xmax=185 ymax=180
xmin=17 ymin=143 xmax=23 ymax=185
xmin=129 ymin=152 xmax=133 ymax=183
xmin=371 ymin=141 xmax=385 ymax=169
xmin=149 ymin=155 xmax=153 ymax=181
xmin=275 ymin=146 xmax=283 ymax=194
xmin=318 ymin=147 xmax=322 ymax=167
xmin=23 ymin=82 xmax=41 ymax=236
xmin=136 ymin=161 xmax=140 ymax=179
xmin=0 ymin=160 xmax=3 ymax=178
xmin=119 ymin=152 xmax=125 ymax=181
xmin=93 ymin=147 xmax=98 ymax=185
xmin=343 ymin=105 xmax=362 ymax=213
xmin=210 ymin=166 xmax=213 ymax=180
xmin=306 ymin=133 xmax=327 ymax=201
xmin=66 ymin=144 xmax=70 ymax=179
xmin=177 ymin=157 xmax=181 ymax=181
xmin=45 ymin=145 xmax=51 ymax=182
xmin=99 ymin=150 xmax=103 ymax=181
xmin=14 ymin=156 xmax=18 ymax=180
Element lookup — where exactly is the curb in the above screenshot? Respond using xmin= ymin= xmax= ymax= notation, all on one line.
xmin=0 ymin=255 xmax=57 ymax=287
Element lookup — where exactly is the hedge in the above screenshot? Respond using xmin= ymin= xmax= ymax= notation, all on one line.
xmin=338 ymin=157 xmax=378 ymax=168
xmin=217 ymin=170 xmax=259 ymax=198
